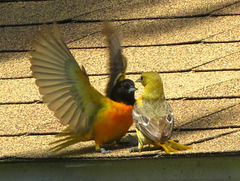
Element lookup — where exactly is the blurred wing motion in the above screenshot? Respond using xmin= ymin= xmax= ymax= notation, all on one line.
xmin=102 ymin=22 xmax=136 ymax=106
xmin=29 ymin=24 xmax=133 ymax=153
xmin=102 ymin=22 xmax=127 ymax=97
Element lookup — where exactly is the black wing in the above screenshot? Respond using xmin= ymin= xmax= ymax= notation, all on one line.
xmin=102 ymin=22 xmax=127 ymax=97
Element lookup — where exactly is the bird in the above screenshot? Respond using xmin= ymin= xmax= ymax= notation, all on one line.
xmin=29 ymin=23 xmax=136 ymax=153
xmin=131 ymin=72 xmax=191 ymax=153
xmin=102 ymin=22 xmax=136 ymax=106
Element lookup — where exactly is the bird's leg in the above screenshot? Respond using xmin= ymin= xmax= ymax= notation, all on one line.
xmin=136 ymin=128 xmax=145 ymax=151
xmin=138 ymin=140 xmax=143 ymax=151
xmin=129 ymin=139 xmax=142 ymax=152
xmin=129 ymin=135 xmax=143 ymax=152
xmin=130 ymin=128 xmax=145 ymax=152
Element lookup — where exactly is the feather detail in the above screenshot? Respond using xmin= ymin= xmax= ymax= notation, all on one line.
xmin=132 ymin=72 xmax=191 ymax=153
xmin=30 ymin=24 xmax=104 ymax=150
xmin=30 ymin=23 xmax=134 ymax=153
xmin=102 ymin=22 xmax=127 ymax=97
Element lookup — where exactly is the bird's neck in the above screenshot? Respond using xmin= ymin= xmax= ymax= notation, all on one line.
xmin=142 ymin=82 xmax=165 ymax=102
xmin=121 ymin=93 xmax=136 ymax=106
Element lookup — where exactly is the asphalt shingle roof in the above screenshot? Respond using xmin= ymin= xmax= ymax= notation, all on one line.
xmin=1 ymin=0 xmax=240 ymax=162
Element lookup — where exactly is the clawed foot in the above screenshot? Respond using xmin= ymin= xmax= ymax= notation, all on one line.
xmin=129 ymin=147 xmax=139 ymax=152
xmin=99 ymin=148 xmax=111 ymax=154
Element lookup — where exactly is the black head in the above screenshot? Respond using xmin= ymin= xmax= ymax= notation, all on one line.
xmin=109 ymin=79 xmax=137 ymax=106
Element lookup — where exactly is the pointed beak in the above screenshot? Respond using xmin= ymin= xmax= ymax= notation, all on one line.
xmin=128 ymin=87 xmax=138 ymax=94
xmin=136 ymin=77 xmax=142 ymax=83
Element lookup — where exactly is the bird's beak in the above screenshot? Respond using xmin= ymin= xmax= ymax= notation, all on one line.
xmin=136 ymin=77 xmax=142 ymax=83
xmin=128 ymin=87 xmax=138 ymax=94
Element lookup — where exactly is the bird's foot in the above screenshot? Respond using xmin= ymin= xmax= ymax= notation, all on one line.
xmin=166 ymin=140 xmax=191 ymax=151
xmin=95 ymin=144 xmax=111 ymax=154
xmin=98 ymin=148 xmax=111 ymax=154
xmin=129 ymin=147 xmax=140 ymax=152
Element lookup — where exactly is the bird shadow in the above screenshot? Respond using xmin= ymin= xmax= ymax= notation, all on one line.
xmin=45 ymin=134 xmax=139 ymax=157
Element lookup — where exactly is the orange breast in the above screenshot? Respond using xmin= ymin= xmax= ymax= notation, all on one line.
xmin=93 ymin=99 xmax=133 ymax=145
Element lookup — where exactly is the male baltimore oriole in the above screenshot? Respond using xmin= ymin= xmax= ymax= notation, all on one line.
xmin=29 ymin=23 xmax=136 ymax=153
xmin=131 ymin=72 xmax=191 ymax=153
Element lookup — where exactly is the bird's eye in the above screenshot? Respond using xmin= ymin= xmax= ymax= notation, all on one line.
xmin=141 ymin=76 xmax=143 ymax=80
xmin=123 ymin=83 xmax=128 ymax=88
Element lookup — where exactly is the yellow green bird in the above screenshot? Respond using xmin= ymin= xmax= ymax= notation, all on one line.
xmin=131 ymin=72 xmax=191 ymax=153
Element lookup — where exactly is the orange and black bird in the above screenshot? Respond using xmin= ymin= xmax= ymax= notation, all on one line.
xmin=102 ymin=22 xmax=136 ymax=106
xmin=29 ymin=23 xmax=136 ymax=153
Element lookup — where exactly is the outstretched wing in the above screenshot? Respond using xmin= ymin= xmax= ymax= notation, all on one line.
xmin=133 ymin=100 xmax=174 ymax=144
xmin=102 ymin=22 xmax=127 ymax=97
xmin=29 ymin=23 xmax=104 ymax=134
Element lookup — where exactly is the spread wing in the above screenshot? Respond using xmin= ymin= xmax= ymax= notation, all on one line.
xmin=29 ymin=23 xmax=104 ymax=134
xmin=102 ymin=22 xmax=127 ymax=97
xmin=133 ymin=100 xmax=174 ymax=144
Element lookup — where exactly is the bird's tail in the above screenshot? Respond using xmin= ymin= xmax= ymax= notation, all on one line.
xmin=156 ymin=139 xmax=191 ymax=154
xmin=49 ymin=131 xmax=92 ymax=153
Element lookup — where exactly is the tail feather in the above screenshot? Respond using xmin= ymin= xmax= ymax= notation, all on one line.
xmin=166 ymin=139 xmax=192 ymax=151
xmin=50 ymin=138 xmax=81 ymax=153
xmin=155 ymin=139 xmax=191 ymax=154
xmin=49 ymin=132 xmax=91 ymax=153
xmin=160 ymin=144 xmax=178 ymax=154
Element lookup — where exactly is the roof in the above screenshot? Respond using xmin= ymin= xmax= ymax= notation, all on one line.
xmin=1 ymin=0 xmax=240 ymax=164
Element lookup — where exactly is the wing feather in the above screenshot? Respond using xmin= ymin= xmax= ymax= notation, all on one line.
xmin=30 ymin=58 xmax=64 ymax=70
xmin=102 ymin=22 xmax=127 ymax=97
xmin=29 ymin=52 xmax=65 ymax=65
xmin=60 ymin=102 xmax=78 ymax=125
xmin=32 ymin=41 xmax=66 ymax=61
xmin=133 ymin=101 xmax=174 ymax=144
xmin=32 ymin=72 xmax=66 ymax=79
xmin=48 ymin=93 xmax=73 ymax=111
xmin=38 ymin=83 xmax=71 ymax=95
xmin=30 ymin=24 xmax=104 ymax=133
xmin=31 ymin=65 xmax=64 ymax=74
xmin=35 ymin=79 xmax=72 ymax=87
xmin=67 ymin=105 xmax=82 ymax=127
